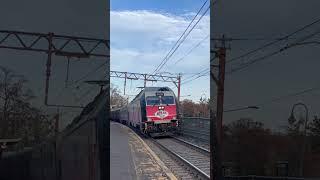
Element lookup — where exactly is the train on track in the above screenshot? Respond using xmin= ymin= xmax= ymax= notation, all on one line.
xmin=111 ymin=87 xmax=179 ymax=136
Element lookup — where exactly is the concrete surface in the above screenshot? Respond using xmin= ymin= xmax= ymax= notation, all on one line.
xmin=110 ymin=121 xmax=177 ymax=180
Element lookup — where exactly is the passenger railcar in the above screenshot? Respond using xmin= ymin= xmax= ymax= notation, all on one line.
xmin=111 ymin=87 xmax=179 ymax=136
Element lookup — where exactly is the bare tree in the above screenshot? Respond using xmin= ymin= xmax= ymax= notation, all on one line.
xmin=225 ymin=118 xmax=272 ymax=175
xmin=0 ymin=66 xmax=52 ymax=149
xmin=309 ymin=115 xmax=320 ymax=136
xmin=180 ymin=98 xmax=210 ymax=117
xmin=110 ymin=84 xmax=127 ymax=108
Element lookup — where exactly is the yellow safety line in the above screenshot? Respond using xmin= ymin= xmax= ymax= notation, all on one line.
xmin=121 ymin=123 xmax=178 ymax=180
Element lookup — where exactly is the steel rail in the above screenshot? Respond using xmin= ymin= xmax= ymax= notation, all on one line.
xmin=151 ymin=138 xmax=210 ymax=180
xmin=171 ymin=136 xmax=210 ymax=156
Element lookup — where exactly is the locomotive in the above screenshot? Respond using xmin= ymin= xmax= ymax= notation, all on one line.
xmin=111 ymin=87 xmax=179 ymax=136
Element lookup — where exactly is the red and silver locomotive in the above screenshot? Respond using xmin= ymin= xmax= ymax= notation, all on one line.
xmin=111 ymin=87 xmax=179 ymax=136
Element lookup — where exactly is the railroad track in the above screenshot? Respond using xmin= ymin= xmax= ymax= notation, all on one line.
xmin=150 ymin=136 xmax=210 ymax=180
xmin=170 ymin=136 xmax=210 ymax=155
xmin=179 ymin=128 xmax=209 ymax=143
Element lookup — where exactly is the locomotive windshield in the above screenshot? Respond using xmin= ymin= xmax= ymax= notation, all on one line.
xmin=146 ymin=96 xmax=175 ymax=105
xmin=161 ymin=96 xmax=174 ymax=105
xmin=146 ymin=96 xmax=160 ymax=105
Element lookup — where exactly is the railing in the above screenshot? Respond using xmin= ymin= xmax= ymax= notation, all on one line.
xmin=179 ymin=117 xmax=210 ymax=143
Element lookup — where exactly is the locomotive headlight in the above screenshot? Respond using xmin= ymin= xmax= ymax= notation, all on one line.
xmin=147 ymin=118 xmax=152 ymax=121
xmin=158 ymin=106 xmax=164 ymax=110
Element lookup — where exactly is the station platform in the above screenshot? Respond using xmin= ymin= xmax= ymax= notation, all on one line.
xmin=110 ymin=121 xmax=177 ymax=180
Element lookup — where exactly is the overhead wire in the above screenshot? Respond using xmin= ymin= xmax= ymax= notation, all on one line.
xmin=52 ymin=60 xmax=106 ymax=108
xmin=173 ymin=34 xmax=209 ymax=65
xmin=225 ymin=17 xmax=320 ymax=64
xmin=226 ymin=29 xmax=320 ymax=75
xmin=180 ymin=56 xmax=217 ymax=85
xmin=224 ymin=84 xmax=320 ymax=111
xmin=151 ymin=0 xmax=208 ymax=74
xmin=255 ymin=85 xmax=320 ymax=107
xmin=68 ymin=61 xmax=107 ymax=87
xmin=152 ymin=0 xmax=210 ymax=75
xmin=182 ymin=17 xmax=320 ymax=85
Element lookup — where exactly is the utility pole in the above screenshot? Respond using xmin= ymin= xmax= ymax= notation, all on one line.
xmin=55 ymin=109 xmax=60 ymax=136
xmin=177 ymin=73 xmax=181 ymax=102
xmin=144 ymin=74 xmax=147 ymax=88
xmin=124 ymin=72 xmax=127 ymax=95
xmin=54 ymin=109 xmax=60 ymax=180
xmin=45 ymin=32 xmax=53 ymax=106
xmin=211 ymin=34 xmax=229 ymax=180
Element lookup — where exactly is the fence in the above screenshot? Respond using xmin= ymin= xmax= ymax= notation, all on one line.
xmin=0 ymin=90 xmax=108 ymax=180
xmin=178 ymin=118 xmax=311 ymax=179
xmin=179 ymin=117 xmax=210 ymax=143
xmin=0 ymin=139 xmax=57 ymax=180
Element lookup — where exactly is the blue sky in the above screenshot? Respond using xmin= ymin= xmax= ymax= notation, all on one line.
xmin=111 ymin=0 xmax=206 ymax=14
xmin=110 ymin=0 xmax=210 ymax=102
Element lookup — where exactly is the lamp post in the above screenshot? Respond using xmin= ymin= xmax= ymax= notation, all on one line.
xmin=288 ymin=102 xmax=309 ymax=177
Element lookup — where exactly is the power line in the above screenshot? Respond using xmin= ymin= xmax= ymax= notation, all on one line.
xmin=158 ymin=6 xmax=210 ymax=73
xmin=178 ymin=29 xmax=320 ymax=84
xmin=179 ymin=56 xmax=217 ymax=85
xmin=225 ymin=84 xmax=320 ymax=110
xmin=182 ymin=68 xmax=208 ymax=83
xmin=227 ymin=49 xmax=283 ymax=74
xmin=223 ymin=31 xmax=320 ymax=108
xmin=182 ymin=69 xmax=209 ymax=85
xmin=152 ymin=1 xmax=210 ymax=75
xmin=226 ymin=17 xmax=320 ymax=64
xmin=52 ymin=61 xmax=106 ymax=107
xmin=186 ymin=19 xmax=320 ymax=83
xmin=173 ymin=34 xmax=209 ymax=65
xmin=152 ymin=0 xmax=208 ymax=74
xmin=256 ymin=86 xmax=320 ymax=107
xmin=69 ymin=61 xmax=107 ymax=87
xmin=226 ymin=29 xmax=320 ymax=74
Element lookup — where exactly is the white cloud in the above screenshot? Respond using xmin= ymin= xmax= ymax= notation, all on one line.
xmin=111 ymin=10 xmax=209 ymax=49
xmin=110 ymin=10 xmax=209 ymax=101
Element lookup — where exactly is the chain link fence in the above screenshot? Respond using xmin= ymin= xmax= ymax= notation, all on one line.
xmin=179 ymin=117 xmax=210 ymax=143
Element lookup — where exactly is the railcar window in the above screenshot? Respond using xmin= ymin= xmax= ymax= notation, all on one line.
xmin=161 ymin=96 xmax=174 ymax=105
xmin=146 ymin=96 xmax=160 ymax=105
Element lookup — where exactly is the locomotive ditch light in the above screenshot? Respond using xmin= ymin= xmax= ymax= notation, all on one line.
xmin=158 ymin=106 xmax=165 ymax=110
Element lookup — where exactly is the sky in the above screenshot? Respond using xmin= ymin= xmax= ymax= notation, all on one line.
xmin=0 ymin=0 xmax=108 ymax=129
xmin=211 ymin=0 xmax=320 ymax=130
xmin=110 ymin=0 xmax=210 ymax=103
